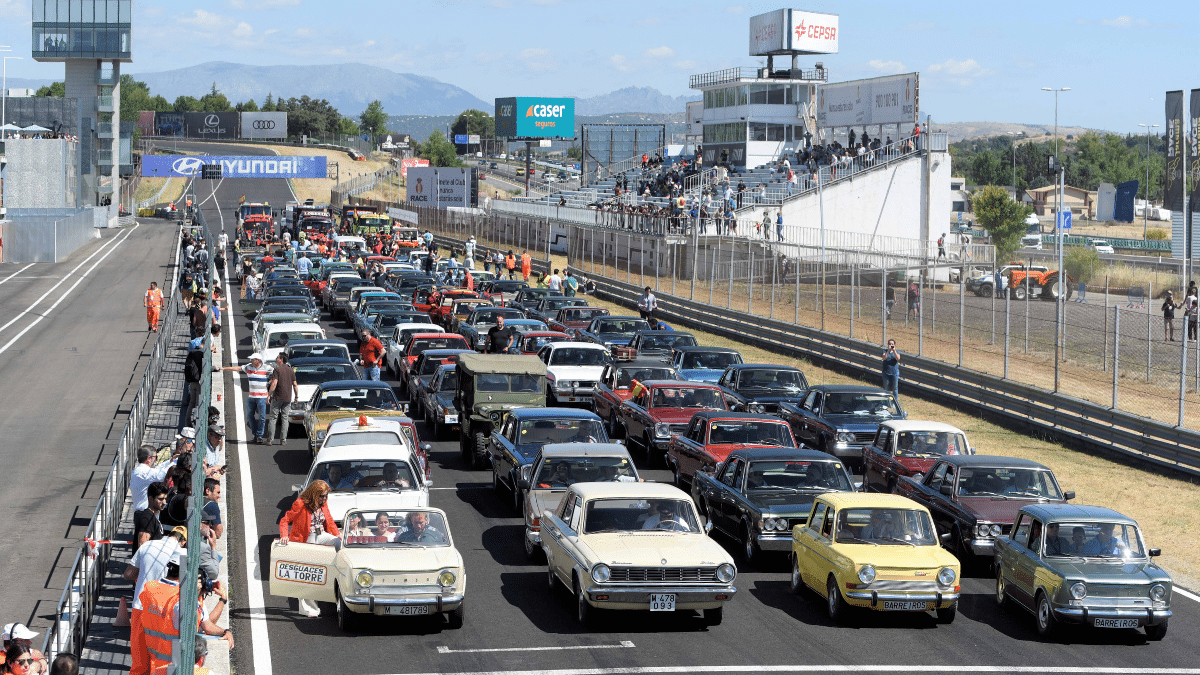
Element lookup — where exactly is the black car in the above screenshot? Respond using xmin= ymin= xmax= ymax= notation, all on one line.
xmin=525 ymin=296 xmax=587 ymax=323
xmin=776 ymin=384 xmax=906 ymax=471
xmin=406 ymin=348 xmax=472 ymax=409
xmin=421 ymin=364 xmax=460 ymax=440
xmin=623 ymin=330 xmax=698 ymax=360
xmin=716 ymin=364 xmax=809 ymax=413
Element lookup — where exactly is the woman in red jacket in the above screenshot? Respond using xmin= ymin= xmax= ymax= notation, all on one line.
xmin=279 ymin=480 xmax=341 ymax=617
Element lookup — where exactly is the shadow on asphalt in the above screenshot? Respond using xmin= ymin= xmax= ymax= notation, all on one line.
xmin=480 ymin=524 xmax=535 ymax=568
xmin=957 ymin=592 xmax=1155 ymax=646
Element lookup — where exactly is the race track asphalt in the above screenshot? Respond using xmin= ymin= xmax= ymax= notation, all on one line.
xmin=183 ymin=145 xmax=1199 ymax=675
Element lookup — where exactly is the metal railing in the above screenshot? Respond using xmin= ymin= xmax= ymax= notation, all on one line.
xmin=689 ymin=66 xmax=828 ymax=89
xmin=583 ymin=146 xmax=667 ymax=188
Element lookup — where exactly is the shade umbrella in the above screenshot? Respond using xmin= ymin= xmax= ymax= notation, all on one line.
xmin=22 ymin=124 xmax=51 ymax=132
xmin=0 ymin=123 xmax=23 ymax=131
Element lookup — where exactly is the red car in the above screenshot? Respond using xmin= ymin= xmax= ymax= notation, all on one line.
xmin=397 ymin=333 xmax=470 ymax=387
xmin=429 ymin=290 xmax=482 ymax=326
xmin=666 ymin=411 xmax=798 ymax=488
xmin=547 ymin=306 xmax=610 ymax=335
xmin=862 ymin=421 xmax=976 ymax=493
xmin=619 ymin=381 xmax=731 ymax=461
xmin=591 ymin=361 xmax=682 ymax=438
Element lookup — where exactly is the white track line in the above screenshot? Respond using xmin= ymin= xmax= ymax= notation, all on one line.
xmin=436 ymin=641 xmax=635 ymax=655
xmin=0 ymin=263 xmax=36 ymax=286
xmin=0 ymin=232 xmax=128 ymax=335
xmin=0 ymin=225 xmax=139 ymax=356
xmin=1174 ymin=585 xmax=1200 ymax=603
xmin=377 ymin=667 xmax=1200 ymax=675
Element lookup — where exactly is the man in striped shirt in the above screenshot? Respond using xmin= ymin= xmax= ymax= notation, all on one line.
xmin=222 ymin=352 xmax=272 ymax=444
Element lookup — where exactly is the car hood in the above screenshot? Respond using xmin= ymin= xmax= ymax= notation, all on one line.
xmin=680 ymin=369 xmax=723 ymax=383
xmin=823 ymin=414 xmax=893 ymax=429
xmin=597 ymin=333 xmax=634 ymax=345
xmin=737 ymin=388 xmax=807 ymax=401
xmin=548 ymin=365 xmax=606 ymax=380
xmin=578 ymin=532 xmax=733 ymax=567
xmin=327 ymin=490 xmax=429 ymax=523
xmin=702 ymin=444 xmax=783 ymax=462
xmin=894 ymin=456 xmax=940 ymax=474
xmin=1044 ymin=559 xmax=1171 ymax=584
xmin=746 ymin=490 xmax=824 ymax=516
xmin=832 ymin=542 xmax=960 ymax=571
xmin=529 ymin=488 xmax=569 ymax=523
xmin=338 ymin=546 xmax=462 ymax=575
xmin=956 ymin=496 xmax=1060 ymax=524
xmin=649 ymin=407 xmax=716 ymax=423
xmin=296 ymin=383 xmax=319 ymax=404
xmin=432 ymin=392 xmax=455 ymax=408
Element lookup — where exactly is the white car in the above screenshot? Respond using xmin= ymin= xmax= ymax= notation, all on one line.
xmin=1089 ymin=239 xmax=1115 ymax=255
xmin=386 ymin=323 xmax=444 ymax=376
xmin=536 ymin=342 xmax=614 ymax=405
xmin=294 ymin=427 xmax=430 ymax=524
xmin=254 ymin=322 xmax=326 ymax=363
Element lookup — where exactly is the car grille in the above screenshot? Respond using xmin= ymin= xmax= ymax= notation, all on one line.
xmin=853 ymin=432 xmax=876 ymax=444
xmin=668 ymin=423 xmax=690 ymax=435
xmin=608 ymin=566 xmax=719 ymax=583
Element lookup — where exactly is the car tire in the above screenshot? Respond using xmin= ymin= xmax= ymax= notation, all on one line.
xmin=1144 ymin=621 xmax=1168 ymax=641
xmin=789 ymin=555 xmax=804 ymax=595
xmin=994 ymin=566 xmax=1008 ymax=608
xmin=1035 ymin=591 xmax=1057 ymax=638
xmin=977 ymin=284 xmax=992 ymax=297
xmin=826 ymin=575 xmax=849 ymax=624
xmin=574 ymin=577 xmax=594 ymax=627
xmin=446 ymin=601 xmax=465 ymax=629
xmin=703 ymin=606 xmax=723 ymax=626
xmin=473 ymin=432 xmax=489 ymax=470
xmin=936 ymin=601 xmax=957 ymax=624
xmin=336 ymin=587 xmax=356 ymax=633
xmin=547 ymin=565 xmax=559 ymax=593
xmin=1013 ymin=285 xmax=1028 ymax=301
xmin=741 ymin=523 xmax=760 ymax=567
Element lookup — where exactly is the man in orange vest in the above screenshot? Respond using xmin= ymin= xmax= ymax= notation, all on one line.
xmin=139 ymin=556 xmax=233 ymax=674
xmin=520 ymin=250 xmax=532 ymax=282
xmin=145 ymin=281 xmax=165 ymax=332
xmin=153 ymin=635 xmax=210 ymax=675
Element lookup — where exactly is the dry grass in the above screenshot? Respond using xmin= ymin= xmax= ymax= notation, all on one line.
xmin=236 ymin=144 xmax=391 ymax=204
xmin=1071 ymin=219 xmax=1167 ymax=241
xmin=133 ymin=177 xmax=185 ymax=205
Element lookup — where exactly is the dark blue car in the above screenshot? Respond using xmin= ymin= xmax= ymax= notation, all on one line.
xmin=486 ymin=407 xmax=608 ymax=512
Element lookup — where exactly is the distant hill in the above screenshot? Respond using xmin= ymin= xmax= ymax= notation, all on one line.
xmin=575 ymin=87 xmax=698 ymax=116
xmin=929 ymin=121 xmax=1114 ymax=144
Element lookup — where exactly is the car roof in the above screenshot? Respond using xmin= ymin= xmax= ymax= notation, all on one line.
xmin=936 ymin=455 xmax=1050 ymax=470
xmin=808 ymin=384 xmax=890 ymax=393
xmin=395 ymin=323 xmax=441 ymax=331
xmin=287 ymin=339 xmax=348 ymax=348
xmin=595 ymin=315 xmax=643 ymax=321
xmin=818 ymin=493 xmax=931 ymax=509
xmin=540 ymin=442 xmax=631 ymax=459
xmin=641 ymin=380 xmax=720 ymax=389
xmin=725 ymin=363 xmax=803 ymax=372
xmin=1020 ymin=504 xmax=1136 ymax=524
xmin=633 ymin=330 xmax=694 ymax=338
xmin=288 ymin=357 xmax=356 ymax=367
xmin=571 ymin=481 xmax=689 ymax=501
xmin=418 ymin=349 xmax=470 ymax=359
xmin=692 ymin=411 xmax=788 ymax=422
xmin=316 ymin=380 xmax=395 ymax=391
xmin=616 ymin=360 xmax=677 ymax=369
xmin=727 ymin=447 xmax=842 ymax=462
xmin=674 ymin=345 xmax=739 ymax=354
xmin=547 ymin=341 xmax=607 ymax=350
xmin=457 ymin=352 xmax=548 ymax=375
xmin=326 ymin=418 xmax=405 ymax=435
xmin=265 ymin=322 xmax=322 ymax=332
xmin=507 ymin=407 xmax=602 ymax=420
xmin=880 ymin=420 xmax=967 ymax=434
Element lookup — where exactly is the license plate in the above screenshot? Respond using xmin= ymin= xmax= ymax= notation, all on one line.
xmin=565 ymin=397 xmax=577 ymax=402
xmin=444 ymin=415 xmax=458 ymax=424
xmin=882 ymin=601 xmax=930 ymax=611
xmin=649 ymin=593 xmax=676 ymax=611
xmin=383 ymin=605 xmax=429 ymax=616
xmin=1094 ymin=617 xmax=1139 ymax=629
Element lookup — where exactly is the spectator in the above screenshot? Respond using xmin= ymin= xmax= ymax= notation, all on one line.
xmin=188 ymin=300 xmax=208 ymax=339
xmin=637 ymin=287 xmax=658 ymax=325
xmin=881 ymin=339 xmax=901 ymax=401
xmin=265 ymin=353 xmax=299 ymax=444
xmin=357 ymin=329 xmax=384 ymax=381
xmin=486 ymin=316 xmax=515 ymax=354
xmin=464 ymin=236 xmax=476 ymax=270
xmin=279 ymin=481 xmax=341 ymax=617
xmin=221 ymin=354 xmax=271 ymax=443
xmin=1 ymin=642 xmax=39 ymax=675
xmin=520 ymin=250 xmax=532 ymax=282
xmin=244 ymin=271 xmax=260 ymax=300
xmin=547 ymin=269 xmax=562 ymax=293
xmin=563 ymin=270 xmax=578 ymax=297
xmin=47 ymin=654 xmax=76 ymax=675
xmin=1162 ymin=290 xmax=1179 ymax=341
xmin=123 ymin=526 xmax=186 ymax=675
xmin=1185 ymin=289 xmax=1199 ymax=340
xmin=203 ymin=427 xmax=226 ymax=476
xmin=907 ymin=281 xmax=920 ymax=317
xmin=133 ymin=482 xmax=169 ymax=549
xmin=159 ymin=470 xmax=192 ymax=529
xmin=937 ymin=233 xmax=946 ymax=260
xmin=1 ymin=624 xmax=47 ymax=675
xmin=203 ymin=478 xmax=224 ymax=539
xmin=776 ymin=211 xmax=784 ymax=242
xmin=197 ymin=518 xmax=220 ymax=582
xmin=505 ymin=250 xmax=517 ymax=279
xmin=132 ymin=444 xmax=177 ymax=511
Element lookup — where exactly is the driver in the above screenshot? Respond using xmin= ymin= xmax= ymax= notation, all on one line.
xmin=897 ymin=433 xmax=916 ymax=456
xmin=1081 ymin=523 xmax=1126 ymax=556
xmin=397 ymin=511 xmax=444 ymax=543
xmin=641 ymin=501 xmax=689 ymax=530
xmin=567 ymin=426 xmax=599 ymax=443
xmin=324 ymin=463 xmax=362 ymax=490
xmin=860 ymin=510 xmax=897 ymax=539
xmin=377 ymin=463 xmax=410 ymax=490
xmin=549 ymin=461 xmax=573 ymax=486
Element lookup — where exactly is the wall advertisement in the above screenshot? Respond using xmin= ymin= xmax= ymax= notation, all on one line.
xmin=749 ymin=9 xmax=839 ymax=56
xmin=399 ymin=157 xmax=429 ymax=178
xmin=184 ymin=112 xmax=239 ymax=139
xmin=406 ymin=167 xmax=473 ymax=208
xmin=495 ymin=97 xmax=575 ymax=139
xmin=240 ymin=112 xmax=288 ymax=139
xmin=141 ymin=154 xmax=327 ymax=178
xmin=816 ymin=73 xmax=919 ymax=129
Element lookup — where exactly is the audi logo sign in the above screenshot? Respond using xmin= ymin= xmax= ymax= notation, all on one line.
xmin=240 ymin=112 xmax=288 ymax=139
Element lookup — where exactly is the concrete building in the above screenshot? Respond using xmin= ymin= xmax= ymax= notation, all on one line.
xmin=31 ymin=0 xmax=131 ymax=207
xmin=1025 ymin=184 xmax=1096 ymax=219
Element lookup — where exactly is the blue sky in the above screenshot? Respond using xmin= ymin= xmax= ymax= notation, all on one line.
xmin=0 ymin=0 xmax=1195 ymax=131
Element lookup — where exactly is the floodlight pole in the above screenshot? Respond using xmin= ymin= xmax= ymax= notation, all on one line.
xmin=1138 ymin=123 xmax=1159 ymax=237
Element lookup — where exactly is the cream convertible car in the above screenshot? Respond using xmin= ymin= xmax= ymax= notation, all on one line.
xmin=541 ymin=482 xmax=737 ymax=627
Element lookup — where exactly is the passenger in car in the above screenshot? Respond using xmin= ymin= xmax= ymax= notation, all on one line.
xmin=1044 ymin=522 xmax=1071 ymax=556
xmin=377 ymin=463 xmax=411 ymax=490
xmin=374 ymin=513 xmax=398 ymax=541
xmin=860 ymin=510 xmax=897 ymax=539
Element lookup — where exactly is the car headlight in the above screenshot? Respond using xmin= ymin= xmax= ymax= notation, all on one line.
xmin=316 ymin=430 xmax=327 ymax=440
xmin=775 ymin=517 xmax=789 ymax=530
xmin=591 ymin=564 xmax=611 ymax=584
xmin=975 ymin=523 xmax=1002 ymax=538
xmin=490 ymin=411 xmax=502 ymax=422
xmin=1149 ymin=584 xmax=1167 ymax=603
xmin=1070 ymin=582 xmax=1087 ymax=600
xmin=990 ymin=524 xmax=1002 ymax=537
xmin=356 ymin=570 xmax=374 ymax=587
xmin=835 ymin=431 xmax=855 ymax=444
xmin=716 ymin=563 xmax=736 ymax=583
xmin=438 ymin=570 xmax=457 ymax=587
xmin=654 ymin=423 xmax=670 ymax=438
xmin=762 ymin=517 xmax=776 ymax=531
xmin=937 ymin=567 xmax=957 ymax=586
xmin=858 ymin=565 xmax=877 ymax=584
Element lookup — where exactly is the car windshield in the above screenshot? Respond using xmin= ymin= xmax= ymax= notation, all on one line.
xmin=565 ymin=308 xmax=608 ymax=321
xmin=707 ymin=421 xmax=793 ymax=446
xmin=739 ymin=369 xmax=806 ymax=391
xmin=583 ymin=498 xmax=700 ymax=533
xmin=288 ymin=345 xmax=349 ymax=361
xmin=639 ymin=334 xmax=697 ymax=350
xmin=477 ymin=374 xmax=542 ymax=393
xmin=323 ymin=431 xmax=404 ymax=447
xmin=474 ymin=310 xmax=520 ymax=325
xmin=823 ymin=392 xmax=900 ymax=416
xmin=651 ymin=386 xmax=724 ymax=409
xmin=549 ymin=348 xmax=612 ymax=367
xmin=682 ymin=352 xmax=741 ymax=369
xmin=534 ymin=456 xmax=636 ymax=487
xmin=955 ymin=467 xmax=1062 ymax=499
xmin=316 ymin=388 xmax=400 ymax=411
xmin=409 ymin=337 xmax=466 ymax=355
xmin=522 ymin=335 xmax=570 ymax=351
xmin=1038 ymin=521 xmax=1145 ymax=559
xmin=518 ymin=419 xmax=604 ymax=445
xmin=835 ymin=508 xmax=938 ymax=546
xmin=436 ymin=371 xmax=459 ymax=391
xmin=343 ymin=510 xmax=450 ymax=547
xmin=594 ymin=319 xmax=649 ymax=334
xmin=374 ymin=314 xmax=408 ymax=331
xmin=420 ymin=356 xmax=459 ymax=376
xmin=616 ymin=367 xmax=678 ymax=388
xmin=294 ymin=364 xmax=359 ymax=386
xmin=896 ymin=431 xmax=969 ymax=457
xmin=745 ymin=460 xmax=852 ymax=491
xmin=268 ymin=331 xmax=321 ymax=347
xmin=312 ymin=460 xmax=417 ymax=492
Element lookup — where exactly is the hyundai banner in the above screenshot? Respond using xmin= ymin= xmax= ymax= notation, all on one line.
xmin=495 ymin=97 xmax=575 ymax=139
xmin=406 ymin=167 xmax=472 ymax=208
xmin=241 ymin=112 xmax=288 ymax=140
xmin=185 ymin=112 xmax=239 ymax=139
xmin=141 ymin=155 xmax=328 ymax=179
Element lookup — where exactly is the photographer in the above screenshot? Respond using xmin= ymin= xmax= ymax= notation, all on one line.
xmin=881 ymin=339 xmax=901 ymax=402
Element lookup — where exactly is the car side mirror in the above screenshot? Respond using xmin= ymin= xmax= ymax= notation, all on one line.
xmin=421 ymin=443 xmax=432 ymax=453
xmin=1148 ymin=548 xmax=1161 ymax=557
xmin=424 ymin=479 xmax=433 ymax=488
xmin=969 ymin=447 xmax=977 ymax=455
xmin=705 ymin=521 xmax=714 ymax=535
xmin=1063 ymin=491 xmax=1075 ymax=501
xmin=291 ymin=484 xmax=302 ymax=493
xmin=939 ymin=483 xmax=953 ymax=497
xmin=854 ymin=480 xmax=863 ymax=492
xmin=516 ymin=478 xmax=530 ymax=492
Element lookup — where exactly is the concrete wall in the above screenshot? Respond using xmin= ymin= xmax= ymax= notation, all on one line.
xmin=2 ymin=208 xmax=99 ymax=262
xmin=2 ymin=139 xmax=78 ymax=208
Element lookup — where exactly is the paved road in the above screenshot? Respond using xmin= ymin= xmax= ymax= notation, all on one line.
xmin=185 ymin=150 xmax=1198 ymax=675
xmin=0 ymin=221 xmax=177 ymax=632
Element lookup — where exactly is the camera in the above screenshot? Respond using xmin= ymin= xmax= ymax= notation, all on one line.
xmin=199 ymin=568 xmax=215 ymax=594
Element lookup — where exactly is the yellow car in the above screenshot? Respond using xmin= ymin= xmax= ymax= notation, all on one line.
xmin=789 ymin=493 xmax=961 ymax=624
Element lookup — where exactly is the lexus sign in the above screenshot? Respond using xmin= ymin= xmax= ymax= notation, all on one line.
xmin=184 ymin=112 xmax=239 ymax=140
xmin=241 ymin=112 xmax=288 ymax=140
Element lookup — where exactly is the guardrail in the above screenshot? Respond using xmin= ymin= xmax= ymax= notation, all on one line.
xmin=689 ymin=66 xmax=828 ymax=89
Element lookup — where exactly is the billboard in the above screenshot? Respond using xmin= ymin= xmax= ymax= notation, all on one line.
xmin=750 ymin=9 xmax=839 ymax=56
xmin=399 ymin=157 xmax=429 ymax=178
xmin=185 ymin=112 xmax=239 ymax=139
xmin=240 ymin=112 xmax=288 ymax=140
xmin=136 ymin=111 xmax=155 ymax=137
xmin=453 ymin=134 xmax=469 ymax=145
xmin=816 ymin=73 xmax=919 ymax=128
xmin=406 ymin=167 xmax=472 ymax=208
xmin=156 ymin=112 xmax=185 ymax=137
xmin=1165 ymin=90 xmax=1184 ymax=213
xmin=141 ymin=155 xmax=327 ymax=178
xmin=495 ymin=97 xmax=575 ymax=139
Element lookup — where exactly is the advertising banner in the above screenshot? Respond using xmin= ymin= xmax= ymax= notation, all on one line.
xmin=184 ymin=112 xmax=239 ymax=139
xmin=750 ymin=9 xmax=838 ymax=56
xmin=240 ymin=112 xmax=288 ymax=139
xmin=749 ymin=9 xmax=788 ymax=55
xmin=136 ymin=111 xmax=155 ymax=137
xmin=406 ymin=167 xmax=472 ymax=208
xmin=1190 ymin=89 xmax=1200 ymax=189
xmin=495 ymin=97 xmax=575 ymax=139
xmin=453 ymin=134 xmax=469 ymax=145
xmin=1165 ymin=90 xmax=1184 ymax=213
xmin=141 ymin=154 xmax=327 ymax=178
xmin=816 ymin=73 xmax=919 ymax=128
xmin=156 ymin=112 xmax=185 ymax=137
xmin=399 ymin=157 xmax=429 ymax=178
xmin=387 ymin=207 xmax=420 ymax=225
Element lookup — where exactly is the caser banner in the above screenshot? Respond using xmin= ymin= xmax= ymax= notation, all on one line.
xmin=241 ymin=112 xmax=288 ymax=139
xmin=185 ymin=112 xmax=239 ymax=140
xmin=140 ymin=154 xmax=327 ymax=178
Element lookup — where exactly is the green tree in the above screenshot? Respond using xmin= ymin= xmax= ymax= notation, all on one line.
xmin=36 ymin=81 xmax=65 ymax=97
xmin=337 ymin=117 xmax=360 ymax=136
xmin=236 ymin=98 xmax=259 ymax=113
xmin=450 ymin=109 xmax=494 ymax=140
xmin=972 ymin=185 xmax=1031 ymax=262
xmin=261 ymin=93 xmax=276 ymax=112
xmin=173 ymin=95 xmax=201 ymax=112
xmin=1064 ymin=246 xmax=1102 ymax=284
xmin=118 ymin=75 xmax=173 ymax=122
xmin=198 ymin=82 xmax=232 ymax=112
xmin=358 ymin=100 xmax=388 ymax=138
xmin=417 ymin=130 xmax=463 ymax=167
xmin=566 ymin=144 xmax=582 ymax=160
xmin=276 ymin=95 xmax=341 ymax=139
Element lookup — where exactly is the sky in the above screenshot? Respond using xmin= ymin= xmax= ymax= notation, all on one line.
xmin=0 ymin=0 xmax=1196 ymax=131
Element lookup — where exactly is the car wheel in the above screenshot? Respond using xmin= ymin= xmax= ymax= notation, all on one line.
xmin=703 ymin=606 xmax=723 ymax=626
xmin=826 ymin=575 xmax=848 ymax=624
xmin=546 ymin=387 xmax=556 ymax=407
xmin=1145 ymin=621 xmax=1168 ymax=641
xmin=336 ymin=587 xmax=356 ymax=632
xmin=936 ymin=601 xmax=957 ymax=624
xmin=741 ymin=524 xmax=760 ymax=567
xmin=789 ymin=555 xmax=804 ymax=595
xmin=574 ymin=577 xmax=594 ymax=627
xmin=1013 ymin=285 xmax=1028 ymax=301
xmin=473 ymin=432 xmax=489 ymax=470
xmin=977 ymin=284 xmax=992 ymax=297
xmin=1035 ymin=591 xmax=1057 ymax=637
xmin=446 ymin=601 xmax=465 ymax=629
xmin=995 ymin=566 xmax=1008 ymax=608
xmin=547 ymin=565 xmax=559 ymax=593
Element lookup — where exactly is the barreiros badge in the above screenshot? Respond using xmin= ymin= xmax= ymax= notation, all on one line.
xmin=495 ymin=97 xmax=576 ymax=139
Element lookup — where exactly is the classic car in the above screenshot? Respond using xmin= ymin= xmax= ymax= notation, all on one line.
xmin=526 ymin=296 xmax=588 ymax=323
xmin=304 ymin=262 xmax=355 ymax=300
xmin=790 ymin=493 xmax=961 ymax=624
xmin=863 ymin=421 xmax=975 ymax=494
xmin=620 ymin=331 xmax=698 ymax=361
xmin=366 ymin=310 xmax=418 ymax=343
xmin=666 ymin=411 xmax=797 ymax=488
xmin=251 ymin=311 xmax=313 ymax=339
xmin=317 ymin=272 xmax=362 ymax=306
xmin=439 ymin=297 xmax=491 ymax=330
xmin=426 ymin=290 xmax=482 ymax=324
xmin=575 ymin=315 xmax=651 ymax=348
xmin=383 ymin=273 xmax=433 ymax=302
xmin=254 ymin=296 xmax=319 ymax=322
xmin=351 ymin=302 xmax=410 ymax=338
xmin=488 ymin=408 xmax=609 ymax=511
xmin=384 ymin=324 xmax=444 ymax=377
xmin=592 ymin=361 xmax=682 ymax=438
xmin=292 ymin=438 xmax=430 ymax=523
xmin=285 ymin=339 xmax=353 ymax=364
xmin=514 ymin=331 xmax=573 ymax=356
xmin=317 ymin=416 xmax=430 ymax=482
xmin=541 ymin=482 xmax=737 ymax=627
xmin=618 ymin=380 xmax=729 ymax=459
xmin=500 ymin=285 xmax=546 ymax=310
xmin=350 ymin=291 xmax=404 ymax=319
xmin=538 ymin=342 xmax=614 ymax=405
xmin=254 ymin=322 xmax=326 ymax=363
xmin=325 ymin=277 xmax=374 ymax=318
xmin=520 ymin=442 xmax=639 ymax=560
xmin=692 ymin=448 xmax=856 ymax=564
xmin=715 ymin=364 xmax=809 ymax=413
xmin=670 ymin=346 xmax=744 ymax=383
xmin=397 ymin=333 xmax=471 ymax=388
xmin=268 ymin=507 xmax=465 ymax=631
xmin=895 ymin=455 xmax=1073 ymax=563
xmin=777 ymin=384 xmax=907 ymax=471
xmin=405 ymin=348 xmax=471 ymax=410
xmin=420 ymin=364 xmax=460 ymax=440
xmin=454 ymin=353 xmax=547 ymax=469
xmin=995 ymin=504 xmax=1170 ymax=640
xmin=343 ymin=286 xmax=389 ymax=320
xmin=288 ymin=357 xmax=363 ymax=423
xmin=456 ymin=307 xmax=527 ymax=350
xmin=303 ymin=380 xmax=405 ymax=453
xmin=547 ymin=306 xmax=611 ymax=334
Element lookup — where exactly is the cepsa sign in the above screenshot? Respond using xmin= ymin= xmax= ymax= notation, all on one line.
xmin=790 ymin=10 xmax=838 ymax=54
xmin=495 ymin=97 xmax=576 ymax=139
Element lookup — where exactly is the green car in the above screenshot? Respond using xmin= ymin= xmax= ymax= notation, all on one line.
xmin=454 ymin=353 xmax=546 ymax=470
xmin=995 ymin=504 xmax=1171 ymax=641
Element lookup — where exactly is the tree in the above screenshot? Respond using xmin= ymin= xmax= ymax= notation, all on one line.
xmin=358 ymin=100 xmax=388 ymax=139
xmin=261 ymin=93 xmax=276 ymax=112
xmin=337 ymin=117 xmax=360 ymax=136
xmin=277 ymin=95 xmax=341 ymax=139
xmin=566 ymin=144 xmax=582 ymax=160
xmin=173 ymin=95 xmax=201 ymax=113
xmin=972 ymin=185 xmax=1031 ymax=262
xmin=237 ymin=99 xmax=259 ymax=113
xmin=36 ymin=81 xmax=65 ymax=97
xmin=450 ymin=109 xmax=495 ymax=140
xmin=198 ymin=82 xmax=232 ymax=112
xmin=417 ymin=130 xmax=463 ymax=167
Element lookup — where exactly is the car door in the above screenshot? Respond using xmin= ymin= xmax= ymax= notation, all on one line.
xmin=863 ymin=427 xmax=894 ymax=492
xmin=543 ymin=491 xmax=580 ymax=586
xmin=1004 ymin=513 xmax=1038 ymax=608
xmin=796 ymin=501 xmax=829 ymax=588
xmin=623 ymin=389 xmax=652 ymax=445
xmin=593 ymin=365 xmax=615 ymax=422
xmin=268 ymin=540 xmax=337 ymax=604
xmin=714 ymin=457 xmax=746 ymax=534
xmin=793 ymin=390 xmax=821 ymax=447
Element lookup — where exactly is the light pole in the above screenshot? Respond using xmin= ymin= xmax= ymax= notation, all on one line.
xmin=2 ymin=50 xmax=21 ymax=140
xmin=1138 ymin=123 xmax=1159 ymax=237
xmin=1006 ymin=131 xmax=1019 ymax=199
xmin=1042 ymin=86 xmax=1070 ymax=391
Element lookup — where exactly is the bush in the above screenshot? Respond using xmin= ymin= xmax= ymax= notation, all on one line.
xmin=1064 ymin=246 xmax=1102 ymax=284
xmin=1147 ymin=228 xmax=1169 ymax=240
